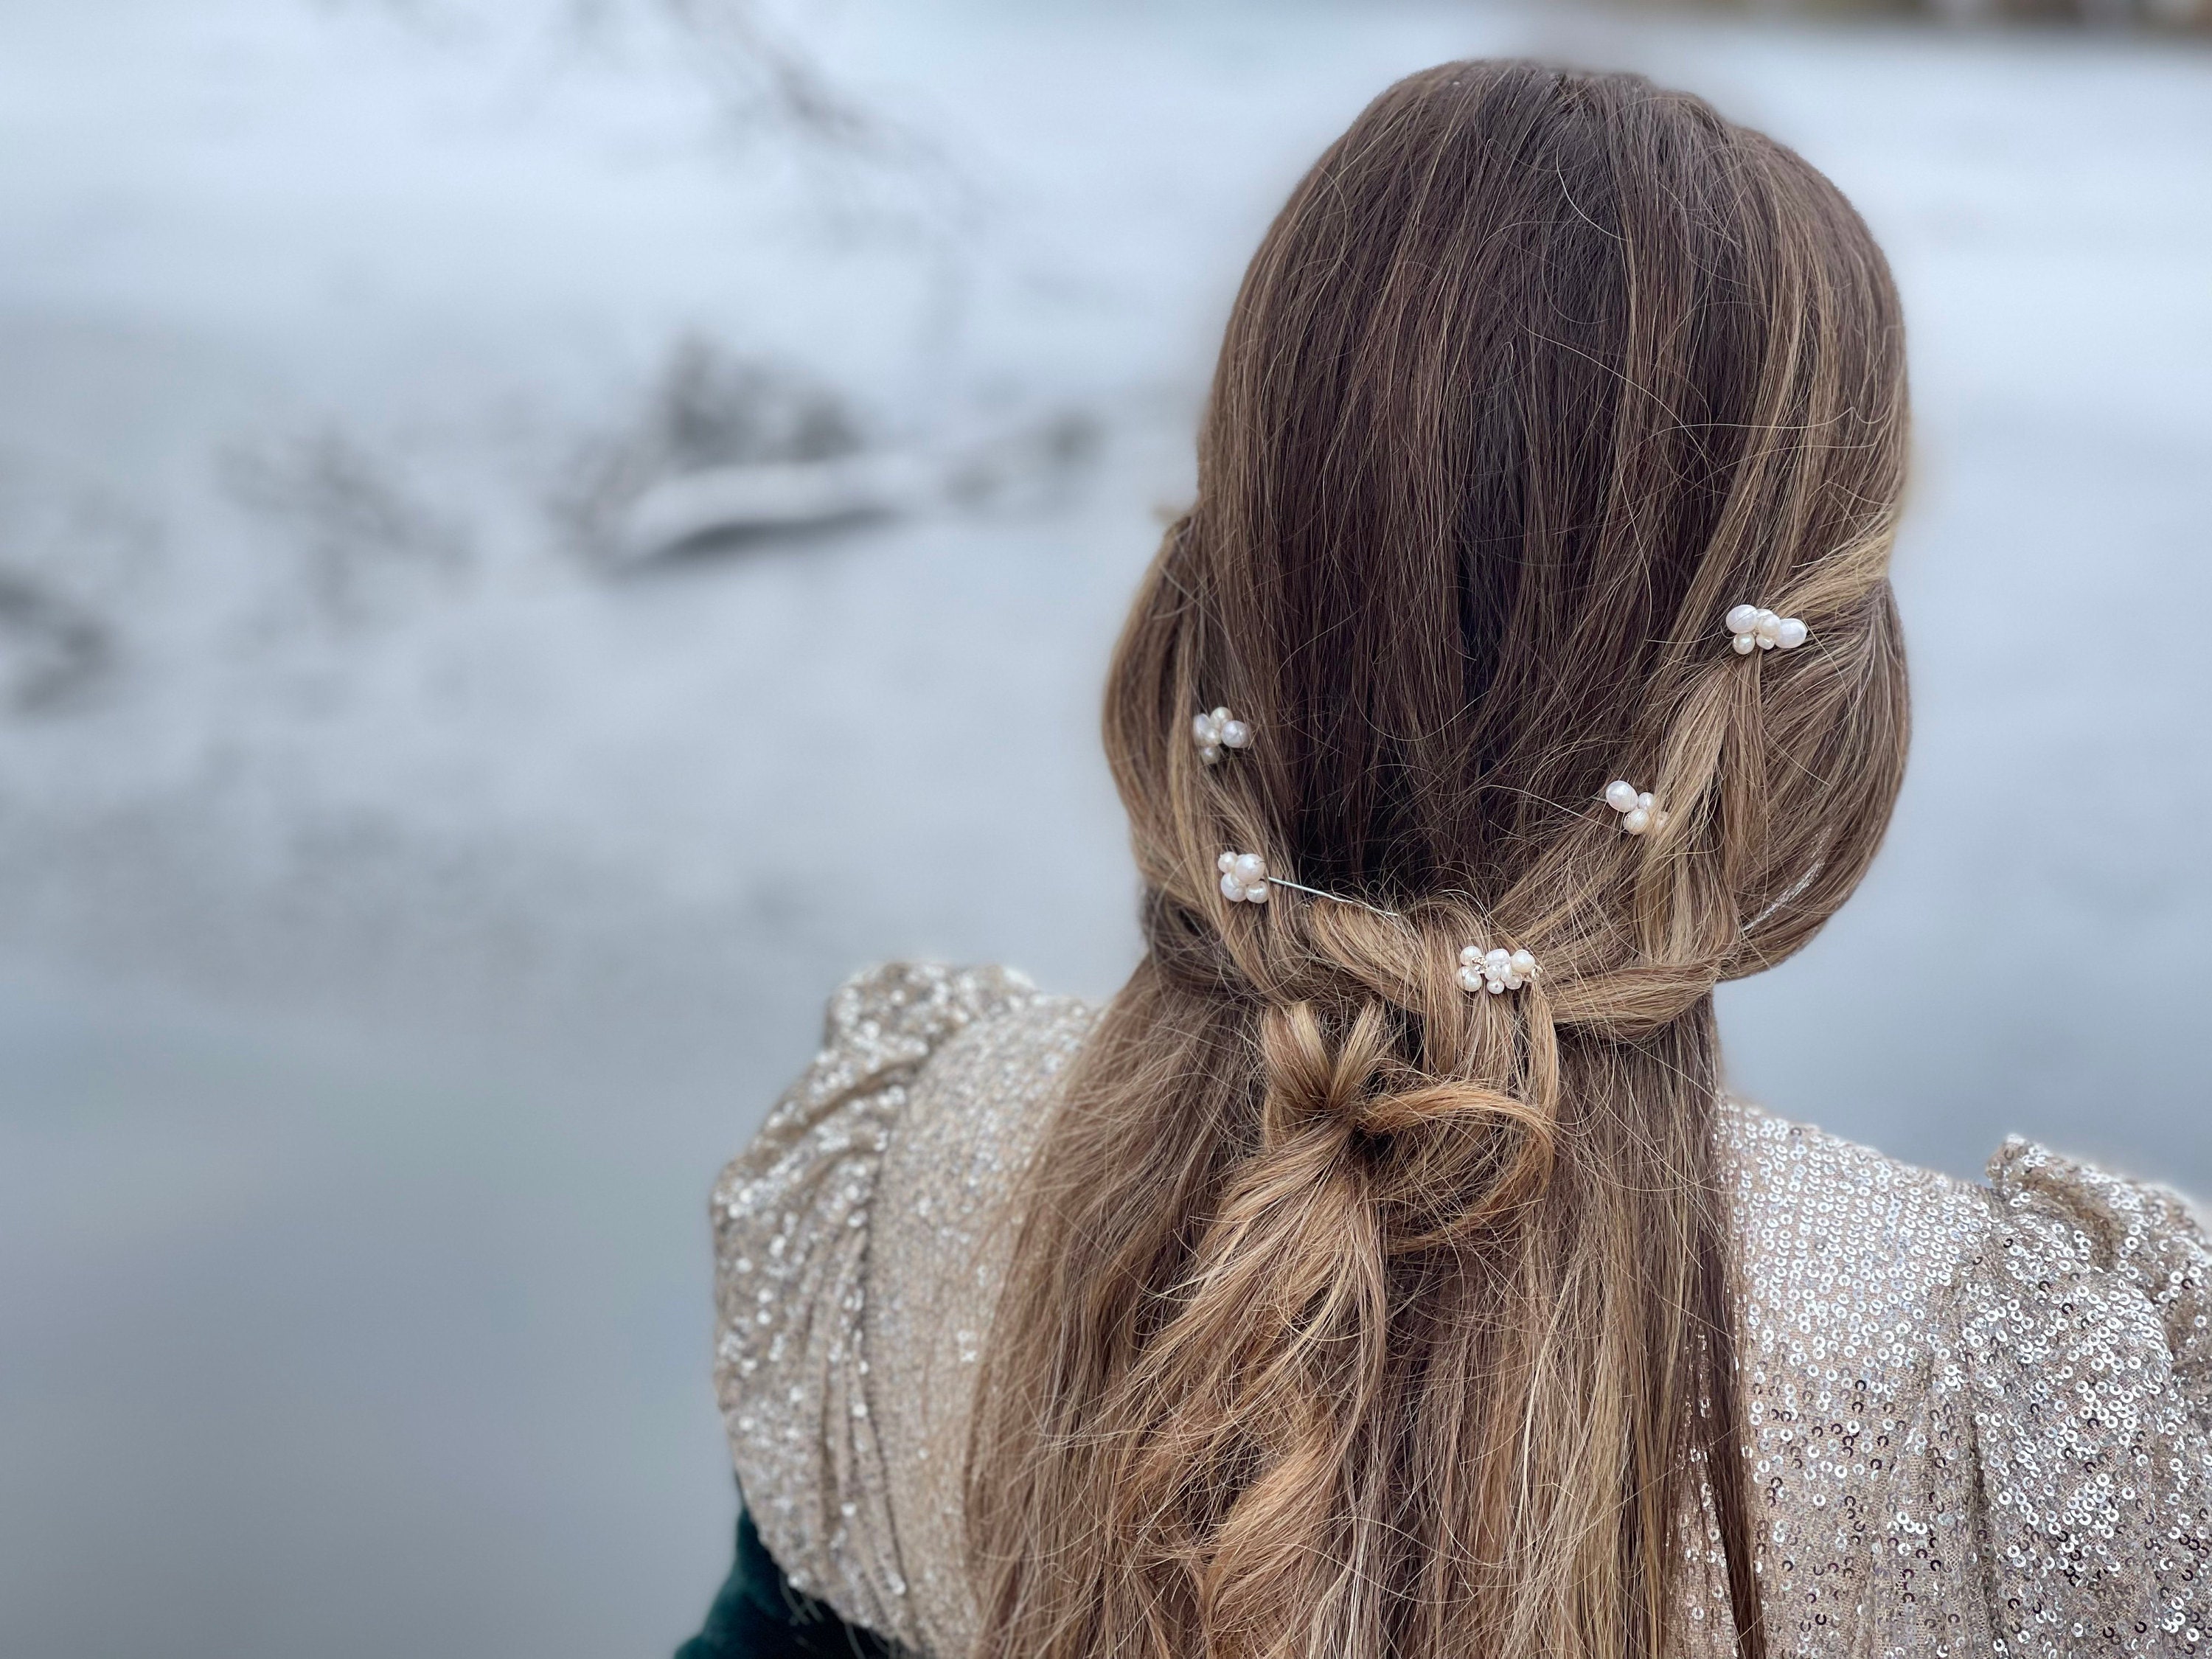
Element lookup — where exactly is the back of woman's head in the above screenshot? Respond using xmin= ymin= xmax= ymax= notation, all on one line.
xmin=969 ymin=60 xmax=1908 ymax=1659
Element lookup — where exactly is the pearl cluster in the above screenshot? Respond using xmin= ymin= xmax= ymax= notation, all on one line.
xmin=1458 ymin=945 xmax=1537 ymax=995
xmin=1192 ymin=706 xmax=1253 ymax=765
xmin=1216 ymin=850 xmax=1271 ymax=904
xmin=1726 ymin=602 xmax=1809 ymax=655
xmin=1605 ymin=779 xmax=1669 ymax=836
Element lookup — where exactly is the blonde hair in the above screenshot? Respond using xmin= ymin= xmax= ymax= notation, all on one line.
xmin=967 ymin=61 xmax=1909 ymax=1659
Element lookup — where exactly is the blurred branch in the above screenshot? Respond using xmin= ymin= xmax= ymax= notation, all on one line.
xmin=0 ymin=571 xmax=110 ymax=712
xmin=557 ymin=336 xmax=866 ymax=559
xmin=655 ymin=0 xmax=980 ymax=250
xmin=647 ymin=0 xmax=983 ymax=424
xmin=660 ymin=0 xmax=894 ymax=157
xmin=223 ymin=431 xmax=471 ymax=627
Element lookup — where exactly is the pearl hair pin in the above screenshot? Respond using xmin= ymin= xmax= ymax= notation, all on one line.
xmin=1604 ymin=779 xmax=1669 ymax=837
xmin=1725 ymin=603 xmax=1808 ymax=655
xmin=1458 ymin=945 xmax=1537 ymax=995
xmin=1212 ymin=852 xmax=1405 ymax=919
xmin=1217 ymin=850 xmax=1271 ymax=903
xmin=1192 ymin=706 xmax=1253 ymax=765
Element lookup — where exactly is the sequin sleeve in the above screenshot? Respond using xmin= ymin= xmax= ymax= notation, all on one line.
xmin=1953 ymin=1139 xmax=2212 ymax=1653
xmin=709 ymin=961 xmax=1040 ymax=1638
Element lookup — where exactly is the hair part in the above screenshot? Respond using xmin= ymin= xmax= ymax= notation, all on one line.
xmin=968 ymin=59 xmax=1909 ymax=1659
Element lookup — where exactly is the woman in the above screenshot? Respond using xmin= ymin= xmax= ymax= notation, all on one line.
xmin=685 ymin=61 xmax=2212 ymax=1659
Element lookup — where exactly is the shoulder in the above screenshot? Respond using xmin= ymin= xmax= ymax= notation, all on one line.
xmin=1720 ymin=1100 xmax=1995 ymax=1355
xmin=1957 ymin=1133 xmax=2212 ymax=1442
xmin=1949 ymin=1139 xmax=2212 ymax=1648
xmin=710 ymin=961 xmax=1067 ymax=1277
xmin=879 ymin=980 xmax=1100 ymax=1288
xmin=774 ymin=959 xmax=1057 ymax=1119
xmin=1979 ymin=1133 xmax=2212 ymax=1369
xmin=895 ymin=980 xmax=1099 ymax=1181
xmin=1722 ymin=1099 xmax=1990 ymax=1256
xmin=1722 ymin=1096 xmax=2212 ymax=1409
xmin=1724 ymin=1097 xmax=2212 ymax=1387
xmin=709 ymin=961 xmax=1094 ymax=1646
xmin=1723 ymin=1101 xmax=2212 ymax=1650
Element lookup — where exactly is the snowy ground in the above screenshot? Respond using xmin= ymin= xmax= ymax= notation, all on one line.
xmin=1 ymin=2 xmax=2208 ymax=1655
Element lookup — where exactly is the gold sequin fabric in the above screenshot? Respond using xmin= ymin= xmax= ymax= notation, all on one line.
xmin=712 ymin=963 xmax=2212 ymax=1658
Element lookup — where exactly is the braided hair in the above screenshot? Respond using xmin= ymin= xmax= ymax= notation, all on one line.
xmin=968 ymin=59 xmax=1909 ymax=1659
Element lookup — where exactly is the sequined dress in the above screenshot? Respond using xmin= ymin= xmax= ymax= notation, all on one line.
xmin=712 ymin=963 xmax=2212 ymax=1658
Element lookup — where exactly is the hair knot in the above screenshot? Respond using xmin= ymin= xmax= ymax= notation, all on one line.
xmin=1255 ymin=998 xmax=1558 ymax=1251
xmin=1256 ymin=1001 xmax=1391 ymax=1141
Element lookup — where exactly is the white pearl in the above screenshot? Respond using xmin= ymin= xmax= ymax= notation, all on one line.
xmin=1220 ymin=871 xmax=1245 ymax=901
xmin=1755 ymin=608 xmax=1780 ymax=635
xmin=1457 ymin=967 xmax=1483 ymax=991
xmin=1484 ymin=947 xmax=1508 ymax=966
xmin=1486 ymin=980 xmax=1505 ymax=994
xmin=1604 ymin=780 xmax=1639 ymax=813
xmin=1460 ymin=945 xmax=1483 ymax=964
xmin=1775 ymin=617 xmax=1808 ymax=650
xmin=1637 ymin=793 xmax=1654 ymax=810
xmin=1193 ymin=714 xmax=1215 ymax=742
xmin=1211 ymin=706 xmax=1231 ymax=723
xmin=1623 ymin=807 xmax=1650 ymax=835
xmin=1757 ymin=635 xmax=1776 ymax=650
xmin=1220 ymin=720 xmax=1251 ymax=748
xmin=1732 ymin=633 xmax=1757 ymax=655
xmin=1724 ymin=604 xmax=1758 ymax=635
xmin=1244 ymin=880 xmax=1269 ymax=903
xmin=1232 ymin=852 xmax=1267 ymax=885
xmin=1654 ymin=809 xmax=1671 ymax=831
xmin=1218 ymin=852 xmax=1237 ymax=873
xmin=1509 ymin=949 xmax=1536 ymax=976
xmin=1200 ymin=746 xmax=1220 ymax=765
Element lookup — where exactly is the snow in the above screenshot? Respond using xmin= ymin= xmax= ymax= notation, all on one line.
xmin=1 ymin=1 xmax=2208 ymax=1654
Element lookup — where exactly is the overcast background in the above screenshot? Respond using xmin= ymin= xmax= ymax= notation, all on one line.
xmin=1 ymin=1 xmax=2207 ymax=1655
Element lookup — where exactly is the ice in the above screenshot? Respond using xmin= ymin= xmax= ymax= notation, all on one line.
xmin=1 ymin=1 xmax=2208 ymax=1654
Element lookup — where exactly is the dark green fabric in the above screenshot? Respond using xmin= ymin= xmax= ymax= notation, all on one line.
xmin=677 ymin=1505 xmax=901 ymax=1659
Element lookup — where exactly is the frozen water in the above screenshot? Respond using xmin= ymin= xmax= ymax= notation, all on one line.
xmin=1 ymin=1 xmax=2208 ymax=1655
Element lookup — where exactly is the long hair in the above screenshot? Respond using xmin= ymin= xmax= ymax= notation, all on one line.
xmin=967 ymin=61 xmax=1909 ymax=1659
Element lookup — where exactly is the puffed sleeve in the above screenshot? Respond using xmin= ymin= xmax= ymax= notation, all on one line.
xmin=1948 ymin=1138 xmax=2212 ymax=1654
xmin=709 ymin=961 xmax=1038 ymax=1638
